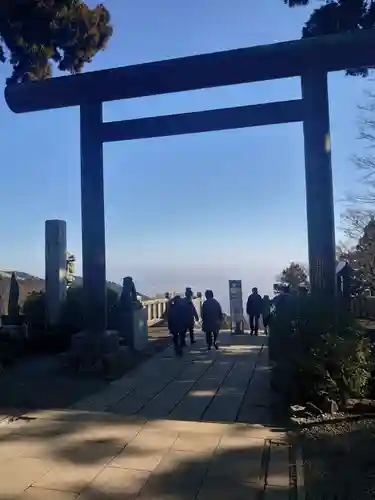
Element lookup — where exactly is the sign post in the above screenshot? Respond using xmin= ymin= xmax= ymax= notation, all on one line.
xmin=229 ymin=280 xmax=244 ymax=334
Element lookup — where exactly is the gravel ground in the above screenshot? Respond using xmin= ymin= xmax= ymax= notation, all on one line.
xmin=298 ymin=416 xmax=375 ymax=500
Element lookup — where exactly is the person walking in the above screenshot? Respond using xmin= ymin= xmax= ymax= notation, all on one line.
xmin=162 ymin=292 xmax=172 ymax=323
xmin=246 ymin=287 xmax=263 ymax=335
xmin=181 ymin=287 xmax=199 ymax=345
xmin=262 ymin=294 xmax=272 ymax=335
xmin=273 ymin=284 xmax=292 ymax=314
xmin=167 ymin=295 xmax=184 ymax=357
xmin=202 ymin=290 xmax=223 ymax=350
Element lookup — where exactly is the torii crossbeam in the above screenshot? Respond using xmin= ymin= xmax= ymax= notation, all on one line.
xmin=5 ymin=29 xmax=375 ymax=335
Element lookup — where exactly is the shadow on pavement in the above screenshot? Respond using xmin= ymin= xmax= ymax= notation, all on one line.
xmin=0 ymin=411 xmax=289 ymax=499
xmin=0 ymin=332 xmax=290 ymax=498
xmin=0 ymin=328 xmax=172 ymax=416
xmin=102 ymin=333 xmax=281 ymax=429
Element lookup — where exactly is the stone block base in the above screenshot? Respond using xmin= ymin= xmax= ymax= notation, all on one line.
xmin=59 ymin=330 xmax=129 ymax=377
xmin=0 ymin=324 xmax=28 ymax=342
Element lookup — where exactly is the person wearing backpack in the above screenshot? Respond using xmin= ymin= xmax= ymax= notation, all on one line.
xmin=167 ymin=295 xmax=185 ymax=357
xmin=181 ymin=287 xmax=199 ymax=346
xmin=202 ymin=289 xmax=223 ymax=350
xmin=262 ymin=294 xmax=272 ymax=335
xmin=246 ymin=287 xmax=263 ymax=335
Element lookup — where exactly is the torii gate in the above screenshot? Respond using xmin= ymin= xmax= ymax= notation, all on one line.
xmin=5 ymin=30 xmax=375 ymax=337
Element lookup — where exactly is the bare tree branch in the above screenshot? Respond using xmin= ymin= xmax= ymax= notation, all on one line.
xmin=341 ymin=86 xmax=375 ymax=238
xmin=340 ymin=207 xmax=374 ymax=240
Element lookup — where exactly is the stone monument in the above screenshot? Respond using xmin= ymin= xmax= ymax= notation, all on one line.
xmin=118 ymin=277 xmax=148 ymax=351
xmin=45 ymin=219 xmax=67 ymax=326
xmin=66 ymin=252 xmax=76 ymax=289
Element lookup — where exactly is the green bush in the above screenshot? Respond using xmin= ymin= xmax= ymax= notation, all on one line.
xmin=59 ymin=285 xmax=119 ymax=334
xmin=22 ymin=286 xmax=120 ymax=353
xmin=270 ymin=295 xmax=372 ymax=407
xmin=23 ymin=291 xmax=46 ymax=330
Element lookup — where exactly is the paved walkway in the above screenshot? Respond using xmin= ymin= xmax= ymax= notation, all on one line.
xmin=0 ymin=332 xmax=292 ymax=499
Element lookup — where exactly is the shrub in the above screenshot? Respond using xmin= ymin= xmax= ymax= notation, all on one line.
xmin=59 ymin=285 xmax=119 ymax=334
xmin=8 ymin=272 xmax=20 ymax=323
xmin=23 ymin=286 xmax=120 ymax=353
xmin=270 ymin=295 xmax=372 ymax=407
xmin=23 ymin=291 xmax=46 ymax=330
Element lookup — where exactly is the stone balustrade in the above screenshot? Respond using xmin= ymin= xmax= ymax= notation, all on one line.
xmin=141 ymin=298 xmax=169 ymax=327
xmin=141 ymin=296 xmax=202 ymax=327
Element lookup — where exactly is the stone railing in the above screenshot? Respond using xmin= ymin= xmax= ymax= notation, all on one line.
xmin=142 ymin=298 xmax=169 ymax=327
xmin=141 ymin=296 xmax=203 ymax=327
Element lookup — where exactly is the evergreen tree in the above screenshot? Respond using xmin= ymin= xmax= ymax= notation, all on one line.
xmin=0 ymin=0 xmax=113 ymax=84
xmin=343 ymin=218 xmax=375 ymax=293
xmin=8 ymin=272 xmax=20 ymax=321
xmin=274 ymin=262 xmax=309 ymax=293
xmin=284 ymin=0 xmax=375 ymax=76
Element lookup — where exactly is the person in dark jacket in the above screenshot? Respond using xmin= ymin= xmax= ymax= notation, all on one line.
xmin=273 ymin=285 xmax=292 ymax=313
xmin=262 ymin=295 xmax=272 ymax=335
xmin=246 ymin=287 xmax=263 ymax=335
xmin=202 ymin=290 xmax=223 ymax=350
xmin=181 ymin=287 xmax=199 ymax=346
xmin=167 ymin=295 xmax=184 ymax=357
xmin=162 ymin=292 xmax=172 ymax=323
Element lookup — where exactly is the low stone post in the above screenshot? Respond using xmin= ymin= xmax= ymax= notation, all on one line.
xmin=133 ymin=308 xmax=148 ymax=351
xmin=45 ymin=219 xmax=67 ymax=327
xmin=194 ymin=293 xmax=203 ymax=321
xmin=118 ymin=277 xmax=148 ymax=350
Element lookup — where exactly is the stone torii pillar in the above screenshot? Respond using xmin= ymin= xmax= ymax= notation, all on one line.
xmin=80 ymin=103 xmax=107 ymax=336
xmin=301 ymin=70 xmax=336 ymax=297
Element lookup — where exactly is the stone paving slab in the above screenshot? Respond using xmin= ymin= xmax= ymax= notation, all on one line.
xmin=0 ymin=333 xmax=292 ymax=499
xmin=196 ymin=479 xmax=260 ymax=500
xmin=71 ymin=355 xmax=183 ymax=413
xmin=78 ymin=467 xmax=150 ymax=499
xmin=33 ymin=462 xmax=107 ymax=494
xmin=201 ymin=356 xmax=259 ymax=422
xmin=168 ymin=360 xmax=234 ymax=422
xmin=139 ymin=360 xmax=213 ymax=420
xmin=21 ymin=489 xmax=78 ymax=500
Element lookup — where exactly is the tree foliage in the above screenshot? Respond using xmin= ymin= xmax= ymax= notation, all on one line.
xmin=23 ymin=290 xmax=45 ymax=329
xmin=0 ymin=0 xmax=113 ymax=84
xmin=59 ymin=284 xmax=119 ymax=333
xmin=274 ymin=262 xmax=309 ymax=293
xmin=338 ymin=94 xmax=375 ymax=272
xmin=270 ymin=294 xmax=371 ymax=406
xmin=285 ymin=0 xmax=375 ymax=38
xmin=284 ymin=0 xmax=375 ymax=75
xmin=340 ymin=218 xmax=375 ymax=294
xmin=8 ymin=272 xmax=20 ymax=321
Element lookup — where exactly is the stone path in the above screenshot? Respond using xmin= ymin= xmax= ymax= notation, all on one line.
xmin=0 ymin=327 xmax=172 ymax=414
xmin=0 ymin=332 xmax=293 ymax=499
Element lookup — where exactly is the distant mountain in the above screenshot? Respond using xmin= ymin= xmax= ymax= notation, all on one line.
xmin=0 ymin=271 xmax=43 ymax=282
xmin=72 ymin=276 xmax=150 ymax=300
xmin=0 ymin=271 xmax=44 ymax=314
xmin=0 ymin=271 xmax=150 ymax=314
xmin=71 ymin=276 xmax=122 ymax=295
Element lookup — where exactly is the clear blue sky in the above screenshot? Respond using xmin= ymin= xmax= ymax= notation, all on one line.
xmin=0 ymin=0 xmax=371 ymax=309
